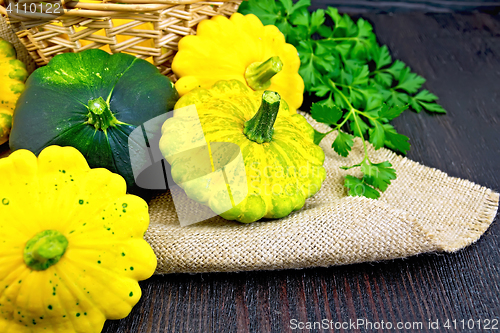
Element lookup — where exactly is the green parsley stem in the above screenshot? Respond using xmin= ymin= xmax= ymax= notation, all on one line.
xmin=329 ymin=83 xmax=371 ymax=163
xmin=368 ymin=68 xmax=389 ymax=76
xmin=330 ymin=83 xmax=377 ymax=121
xmin=351 ymin=110 xmax=370 ymax=163
xmin=323 ymin=37 xmax=362 ymax=42
xmin=335 ymin=83 xmax=366 ymax=96
xmin=324 ymin=129 xmax=336 ymax=135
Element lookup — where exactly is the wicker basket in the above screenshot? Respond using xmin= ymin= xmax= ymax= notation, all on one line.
xmin=0 ymin=0 xmax=241 ymax=78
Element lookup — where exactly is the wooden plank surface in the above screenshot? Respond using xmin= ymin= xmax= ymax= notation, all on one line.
xmin=97 ymin=11 xmax=500 ymax=333
xmin=1 ymin=9 xmax=498 ymax=333
xmin=310 ymin=1 xmax=500 ymax=13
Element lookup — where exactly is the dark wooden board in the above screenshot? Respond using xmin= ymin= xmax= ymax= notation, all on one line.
xmin=1 ymin=8 xmax=498 ymax=333
xmin=310 ymin=1 xmax=500 ymax=14
xmin=99 ymin=11 xmax=500 ymax=333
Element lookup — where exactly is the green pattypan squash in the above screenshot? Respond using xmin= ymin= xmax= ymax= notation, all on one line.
xmin=9 ymin=49 xmax=178 ymax=188
xmin=159 ymin=80 xmax=326 ymax=223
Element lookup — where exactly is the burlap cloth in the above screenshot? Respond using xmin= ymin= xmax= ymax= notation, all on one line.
xmin=146 ymin=114 xmax=498 ymax=274
xmin=2 ymin=16 xmax=498 ymax=274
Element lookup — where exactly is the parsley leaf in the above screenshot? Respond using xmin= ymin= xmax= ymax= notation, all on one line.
xmin=419 ymin=102 xmax=447 ymax=113
xmin=297 ymin=40 xmax=325 ymax=90
xmin=361 ymin=160 xmax=397 ymax=192
xmin=332 ymin=131 xmax=355 ymax=157
xmin=386 ymin=89 xmax=410 ymax=107
xmin=372 ymin=45 xmax=392 ymax=69
xmin=311 ymin=103 xmax=343 ymax=125
xmin=378 ymin=103 xmax=409 ymax=121
xmin=344 ymin=160 xmax=397 ymax=199
xmin=374 ymin=72 xmax=393 ymax=87
xmin=238 ymin=0 xmax=281 ymax=25
xmin=349 ymin=113 xmax=370 ymax=137
xmin=409 ymin=90 xmax=446 ymax=113
xmin=313 ymin=129 xmax=329 ymax=145
xmin=383 ymin=124 xmax=411 ymax=154
xmin=395 ymin=66 xmax=426 ymax=94
xmin=368 ymin=121 xmax=385 ymax=149
xmin=240 ymin=2 xmax=446 ymax=199
xmin=385 ymin=60 xmax=406 ymax=78
xmin=345 ymin=175 xmax=381 ymax=199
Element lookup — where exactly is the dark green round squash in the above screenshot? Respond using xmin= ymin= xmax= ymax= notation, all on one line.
xmin=10 ymin=49 xmax=178 ymax=188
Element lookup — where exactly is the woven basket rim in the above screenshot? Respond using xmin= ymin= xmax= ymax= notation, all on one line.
xmin=1 ymin=0 xmax=237 ymax=5
xmin=0 ymin=0 xmax=241 ymax=76
xmin=0 ymin=0 xmax=241 ymax=21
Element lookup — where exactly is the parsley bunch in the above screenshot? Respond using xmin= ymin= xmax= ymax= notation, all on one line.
xmin=239 ymin=0 xmax=446 ymax=199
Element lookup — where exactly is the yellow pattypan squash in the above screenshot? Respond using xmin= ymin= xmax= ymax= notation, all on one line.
xmin=0 ymin=146 xmax=157 ymax=333
xmin=0 ymin=38 xmax=28 ymax=145
xmin=159 ymin=80 xmax=325 ymax=223
xmin=172 ymin=13 xmax=304 ymax=113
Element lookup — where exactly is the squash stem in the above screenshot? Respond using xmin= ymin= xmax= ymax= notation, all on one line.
xmin=87 ymin=96 xmax=119 ymax=131
xmin=24 ymin=230 xmax=68 ymax=271
xmin=245 ymin=56 xmax=283 ymax=90
xmin=243 ymin=91 xmax=280 ymax=144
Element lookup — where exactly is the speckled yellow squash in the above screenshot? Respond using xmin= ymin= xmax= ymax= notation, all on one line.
xmin=0 ymin=38 xmax=28 ymax=145
xmin=159 ymin=80 xmax=325 ymax=223
xmin=0 ymin=146 xmax=157 ymax=333
xmin=172 ymin=13 xmax=304 ymax=113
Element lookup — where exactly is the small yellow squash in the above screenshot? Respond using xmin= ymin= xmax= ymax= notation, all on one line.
xmin=0 ymin=146 xmax=157 ymax=333
xmin=0 ymin=38 xmax=28 ymax=145
xmin=172 ymin=13 xmax=304 ymax=112
xmin=160 ymin=80 xmax=325 ymax=223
